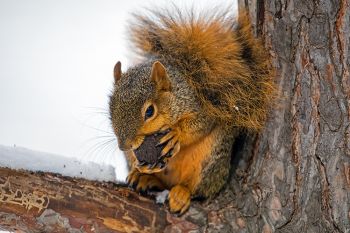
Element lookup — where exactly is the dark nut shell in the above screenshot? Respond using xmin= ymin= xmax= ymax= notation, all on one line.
xmin=134 ymin=132 xmax=167 ymax=165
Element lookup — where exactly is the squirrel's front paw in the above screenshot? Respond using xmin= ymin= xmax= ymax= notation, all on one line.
xmin=168 ymin=185 xmax=191 ymax=215
xmin=127 ymin=169 xmax=165 ymax=192
xmin=158 ymin=127 xmax=181 ymax=159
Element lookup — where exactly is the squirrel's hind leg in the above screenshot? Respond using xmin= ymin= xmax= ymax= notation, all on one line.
xmin=194 ymin=127 xmax=239 ymax=198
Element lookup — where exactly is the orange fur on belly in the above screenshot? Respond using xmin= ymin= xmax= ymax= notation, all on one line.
xmin=155 ymin=127 xmax=218 ymax=193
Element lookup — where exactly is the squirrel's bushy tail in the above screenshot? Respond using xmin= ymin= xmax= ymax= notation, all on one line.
xmin=129 ymin=6 xmax=275 ymax=130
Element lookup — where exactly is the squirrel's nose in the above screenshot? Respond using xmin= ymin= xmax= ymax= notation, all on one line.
xmin=117 ymin=138 xmax=132 ymax=151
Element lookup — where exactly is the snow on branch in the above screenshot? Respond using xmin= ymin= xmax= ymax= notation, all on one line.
xmin=0 ymin=145 xmax=116 ymax=182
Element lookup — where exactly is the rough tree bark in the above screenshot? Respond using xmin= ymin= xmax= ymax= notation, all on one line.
xmin=0 ymin=168 xmax=169 ymax=232
xmin=1 ymin=0 xmax=349 ymax=232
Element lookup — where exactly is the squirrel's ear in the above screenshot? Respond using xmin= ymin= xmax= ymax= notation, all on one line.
xmin=151 ymin=61 xmax=171 ymax=91
xmin=114 ymin=61 xmax=122 ymax=82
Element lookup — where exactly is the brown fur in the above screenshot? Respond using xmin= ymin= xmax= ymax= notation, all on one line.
xmin=129 ymin=8 xmax=275 ymax=129
xmin=110 ymin=6 xmax=276 ymax=214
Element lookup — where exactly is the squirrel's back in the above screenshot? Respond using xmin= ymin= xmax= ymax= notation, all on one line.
xmin=129 ymin=6 xmax=275 ymax=130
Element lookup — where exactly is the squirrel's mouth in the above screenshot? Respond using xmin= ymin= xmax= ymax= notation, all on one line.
xmin=133 ymin=131 xmax=169 ymax=173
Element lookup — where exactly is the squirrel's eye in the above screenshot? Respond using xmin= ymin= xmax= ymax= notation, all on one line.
xmin=145 ymin=105 xmax=155 ymax=120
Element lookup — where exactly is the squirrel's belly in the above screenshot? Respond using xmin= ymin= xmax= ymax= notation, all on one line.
xmin=155 ymin=128 xmax=219 ymax=193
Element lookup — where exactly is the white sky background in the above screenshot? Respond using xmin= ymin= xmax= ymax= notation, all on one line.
xmin=0 ymin=0 xmax=237 ymax=182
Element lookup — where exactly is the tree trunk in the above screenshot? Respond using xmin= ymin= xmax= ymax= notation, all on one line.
xmin=222 ymin=0 xmax=350 ymax=232
xmin=1 ymin=0 xmax=349 ymax=232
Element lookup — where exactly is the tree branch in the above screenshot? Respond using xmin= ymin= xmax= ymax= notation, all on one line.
xmin=0 ymin=167 xmax=170 ymax=232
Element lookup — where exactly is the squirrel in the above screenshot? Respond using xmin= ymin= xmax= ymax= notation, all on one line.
xmin=109 ymin=6 xmax=275 ymax=214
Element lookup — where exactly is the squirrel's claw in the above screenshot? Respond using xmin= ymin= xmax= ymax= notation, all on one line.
xmin=159 ymin=130 xmax=180 ymax=158
xmin=136 ymin=163 xmax=164 ymax=174
xmin=159 ymin=125 xmax=171 ymax=133
xmin=168 ymin=184 xmax=191 ymax=215
xmin=158 ymin=130 xmax=175 ymax=145
xmin=126 ymin=168 xmax=141 ymax=188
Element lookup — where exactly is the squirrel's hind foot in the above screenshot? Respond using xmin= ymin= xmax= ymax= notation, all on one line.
xmin=168 ymin=184 xmax=191 ymax=215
